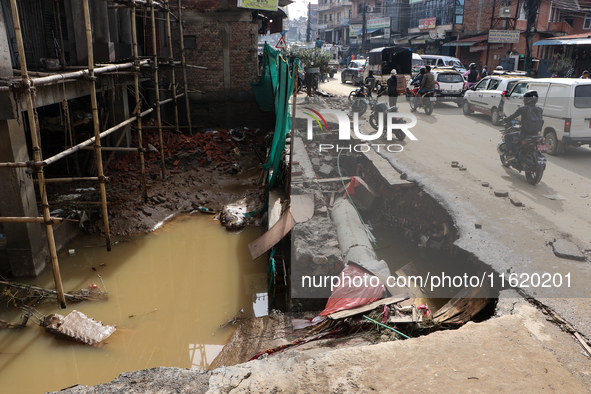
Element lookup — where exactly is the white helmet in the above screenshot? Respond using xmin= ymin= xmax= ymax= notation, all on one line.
xmin=496 ymin=65 xmax=503 ymax=70
xmin=390 ymin=69 xmax=397 ymax=75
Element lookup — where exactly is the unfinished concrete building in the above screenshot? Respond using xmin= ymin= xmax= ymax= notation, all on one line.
xmin=0 ymin=0 xmax=283 ymax=306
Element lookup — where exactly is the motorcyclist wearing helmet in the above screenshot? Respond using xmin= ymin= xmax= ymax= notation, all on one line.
xmin=463 ymin=63 xmax=480 ymax=88
xmin=503 ymin=90 xmax=544 ymax=160
xmin=416 ymin=65 xmax=435 ymax=105
xmin=411 ymin=67 xmax=425 ymax=86
xmin=364 ymin=70 xmax=376 ymax=97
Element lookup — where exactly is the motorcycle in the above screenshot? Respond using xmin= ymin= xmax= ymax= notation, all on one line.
xmin=349 ymin=82 xmax=373 ymax=116
xmin=408 ymin=81 xmax=437 ymax=115
xmin=497 ymin=118 xmax=548 ymax=185
xmin=368 ymin=91 xmax=407 ymax=141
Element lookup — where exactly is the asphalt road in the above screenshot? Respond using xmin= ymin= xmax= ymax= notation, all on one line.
xmin=320 ymin=72 xmax=591 ymax=336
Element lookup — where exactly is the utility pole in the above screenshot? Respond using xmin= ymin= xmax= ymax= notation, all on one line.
xmin=523 ymin=0 xmax=540 ymax=77
xmin=306 ymin=2 xmax=311 ymax=42
xmin=361 ymin=1 xmax=367 ymax=55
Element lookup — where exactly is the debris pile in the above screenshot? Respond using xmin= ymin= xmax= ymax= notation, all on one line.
xmin=40 ymin=310 xmax=116 ymax=345
xmin=108 ymin=127 xmax=266 ymax=184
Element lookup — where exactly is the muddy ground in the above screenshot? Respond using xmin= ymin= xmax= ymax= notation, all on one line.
xmin=45 ymin=127 xmax=270 ymax=237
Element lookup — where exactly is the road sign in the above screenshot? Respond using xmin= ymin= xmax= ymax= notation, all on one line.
xmin=275 ymin=35 xmax=287 ymax=49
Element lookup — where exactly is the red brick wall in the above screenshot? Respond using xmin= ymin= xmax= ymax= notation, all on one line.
xmin=166 ymin=3 xmax=272 ymax=128
xmin=462 ymin=0 xmax=495 ymax=33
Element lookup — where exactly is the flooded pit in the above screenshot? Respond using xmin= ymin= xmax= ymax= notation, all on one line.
xmin=0 ymin=215 xmax=266 ymax=394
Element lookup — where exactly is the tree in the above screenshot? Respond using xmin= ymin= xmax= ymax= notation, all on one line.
xmin=523 ymin=0 xmax=540 ymax=76
xmin=547 ymin=53 xmax=573 ymax=77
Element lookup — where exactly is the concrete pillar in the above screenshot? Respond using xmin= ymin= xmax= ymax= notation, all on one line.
xmin=64 ymin=0 xmax=88 ymax=66
xmin=90 ymin=0 xmax=114 ymax=62
xmin=0 ymin=121 xmax=48 ymax=276
xmin=0 ymin=5 xmax=47 ymax=276
xmin=117 ymin=8 xmax=133 ymax=59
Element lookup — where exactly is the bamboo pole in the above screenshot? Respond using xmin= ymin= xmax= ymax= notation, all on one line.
xmin=150 ymin=0 xmax=166 ymax=179
xmin=0 ymin=162 xmax=32 ymax=168
xmin=9 ymin=0 xmax=67 ymax=309
xmin=83 ymin=0 xmax=111 ymax=253
xmin=178 ymin=0 xmax=192 ymax=134
xmin=0 ymin=217 xmax=71 ymax=224
xmin=22 ymin=61 xmax=148 ymax=88
xmin=82 ymin=146 xmax=144 ymax=152
xmin=157 ymin=92 xmax=184 ymax=106
xmin=36 ymin=177 xmax=105 ymax=184
xmin=131 ymin=3 xmax=148 ymax=200
xmin=164 ymin=0 xmax=179 ymax=133
xmin=42 ymin=108 xmax=153 ymax=166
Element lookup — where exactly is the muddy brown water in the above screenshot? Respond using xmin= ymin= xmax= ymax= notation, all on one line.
xmin=0 ymin=215 xmax=266 ymax=394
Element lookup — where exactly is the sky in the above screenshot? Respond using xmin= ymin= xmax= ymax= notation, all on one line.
xmin=287 ymin=0 xmax=316 ymax=20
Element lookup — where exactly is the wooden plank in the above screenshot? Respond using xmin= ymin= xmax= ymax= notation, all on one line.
xmin=248 ymin=208 xmax=292 ymax=260
xmin=329 ymin=191 xmax=335 ymax=207
xmin=433 ymin=285 xmax=490 ymax=323
xmin=328 ymin=295 xmax=409 ymax=320
xmin=291 ymin=194 xmax=314 ymax=223
xmin=574 ymin=332 xmax=591 ymax=357
xmin=395 ymin=262 xmax=430 ymax=300
xmin=316 ymin=176 xmax=352 ymax=183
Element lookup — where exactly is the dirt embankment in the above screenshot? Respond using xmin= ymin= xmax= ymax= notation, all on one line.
xmin=45 ymin=128 xmax=269 ymax=237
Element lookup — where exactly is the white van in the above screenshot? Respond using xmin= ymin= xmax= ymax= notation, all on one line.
xmin=420 ymin=55 xmax=466 ymax=73
xmin=412 ymin=53 xmax=424 ymax=73
xmin=503 ymin=78 xmax=591 ymax=155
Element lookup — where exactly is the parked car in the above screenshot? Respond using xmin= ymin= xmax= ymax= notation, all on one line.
xmin=502 ymin=78 xmax=591 ymax=155
xmin=463 ymin=75 xmax=532 ymax=125
xmin=341 ymin=59 xmax=367 ymax=85
xmin=406 ymin=67 xmax=466 ymax=106
xmin=420 ymin=55 xmax=466 ymax=73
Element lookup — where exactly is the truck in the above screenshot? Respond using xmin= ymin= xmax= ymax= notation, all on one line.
xmin=363 ymin=46 xmax=413 ymax=94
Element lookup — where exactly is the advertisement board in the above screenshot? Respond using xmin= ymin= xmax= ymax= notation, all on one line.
xmin=237 ymin=0 xmax=278 ymax=11
xmin=418 ymin=17 xmax=436 ymax=30
xmin=349 ymin=24 xmax=363 ymax=37
xmin=367 ymin=17 xmax=391 ymax=30
xmin=488 ymin=30 xmax=521 ymax=43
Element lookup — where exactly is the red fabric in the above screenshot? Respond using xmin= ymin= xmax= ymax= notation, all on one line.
xmin=344 ymin=176 xmax=368 ymax=198
xmin=320 ymin=264 xmax=385 ymax=316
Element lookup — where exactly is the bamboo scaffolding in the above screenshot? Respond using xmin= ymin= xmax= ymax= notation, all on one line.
xmin=82 ymin=146 xmax=145 ymax=152
xmin=0 ymin=217 xmax=73 ymax=224
xmin=36 ymin=177 xmax=106 ymax=184
xmin=9 ymin=0 xmax=67 ymax=309
xmin=165 ymin=0 xmax=179 ymax=133
xmin=131 ymin=3 xmax=148 ymax=200
xmin=83 ymin=0 xmax=111 ymax=253
xmin=157 ymin=92 xmax=185 ymax=107
xmin=0 ymin=162 xmax=32 ymax=168
xmin=150 ymin=0 xmax=166 ymax=180
xmin=178 ymin=0 xmax=192 ymax=134
xmin=42 ymin=108 xmax=154 ymax=167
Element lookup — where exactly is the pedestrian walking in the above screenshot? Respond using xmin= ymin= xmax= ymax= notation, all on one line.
xmin=387 ymin=69 xmax=399 ymax=107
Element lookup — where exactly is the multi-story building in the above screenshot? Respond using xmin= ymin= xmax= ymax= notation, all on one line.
xmin=346 ymin=0 xmax=410 ymax=54
xmin=408 ymin=0 xmax=591 ymax=73
xmin=317 ymin=0 xmax=353 ymax=45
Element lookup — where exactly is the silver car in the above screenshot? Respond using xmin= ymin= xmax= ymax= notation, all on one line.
xmin=463 ymin=75 xmax=532 ymax=125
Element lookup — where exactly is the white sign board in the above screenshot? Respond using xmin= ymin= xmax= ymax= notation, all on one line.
xmin=488 ymin=30 xmax=521 ymax=44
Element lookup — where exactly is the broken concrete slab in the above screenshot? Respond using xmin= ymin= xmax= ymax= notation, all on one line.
xmin=550 ymin=239 xmax=586 ymax=261
xmin=494 ymin=190 xmax=509 ymax=197
xmin=510 ymin=197 xmax=525 ymax=207
xmin=318 ymin=164 xmax=333 ymax=177
xmin=41 ymin=310 xmax=116 ymax=345
xmin=542 ymin=194 xmax=568 ymax=201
